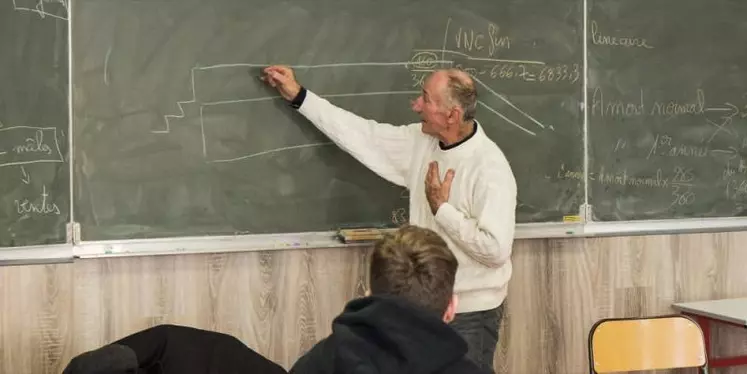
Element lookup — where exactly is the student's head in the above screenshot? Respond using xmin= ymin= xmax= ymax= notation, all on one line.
xmin=368 ymin=224 xmax=459 ymax=322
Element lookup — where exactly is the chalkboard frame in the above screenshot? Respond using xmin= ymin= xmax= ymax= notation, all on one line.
xmin=10 ymin=215 xmax=747 ymax=263
xmin=70 ymin=215 xmax=747 ymax=259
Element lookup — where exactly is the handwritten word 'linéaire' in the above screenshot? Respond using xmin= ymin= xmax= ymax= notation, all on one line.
xmin=14 ymin=185 xmax=61 ymax=216
xmin=590 ymin=21 xmax=654 ymax=49
xmin=591 ymin=88 xmax=705 ymax=118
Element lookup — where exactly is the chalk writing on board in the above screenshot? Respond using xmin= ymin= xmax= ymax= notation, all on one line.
xmin=164 ymin=16 xmax=555 ymax=166
xmin=161 ymin=61 xmax=450 ymax=134
xmin=725 ymin=178 xmax=747 ymax=201
xmin=442 ymin=61 xmax=580 ymax=85
xmin=477 ymin=101 xmax=536 ymax=136
xmin=590 ymin=88 xmax=706 ymax=118
xmin=704 ymin=104 xmax=743 ymax=143
xmin=593 ymin=167 xmax=670 ymax=189
xmin=0 ymin=126 xmax=64 ymax=168
xmin=13 ymin=129 xmax=54 ymax=155
xmin=391 ymin=208 xmax=408 ymax=225
xmin=168 ymin=60 xmax=552 ymax=164
xmin=456 ymin=63 xmax=581 ymax=84
xmin=209 ymin=142 xmax=334 ymax=164
xmin=722 ymin=157 xmax=747 ymax=180
xmin=554 ymin=164 xmax=700 ymax=208
xmin=20 ymin=166 xmax=30 ymax=184
xmin=412 ymin=49 xmax=545 ymax=67
xmin=407 ymin=49 xmax=547 ymax=88
xmin=670 ymin=166 xmax=696 ymax=207
xmin=14 ymin=185 xmax=61 ymax=216
xmin=163 ymin=63 xmax=438 ymax=163
xmin=12 ymin=0 xmax=68 ymax=21
xmin=647 ymin=134 xmax=710 ymax=159
xmin=104 ymin=46 xmax=112 ymax=86
xmin=454 ymin=23 xmax=511 ymax=57
xmin=472 ymin=76 xmax=552 ymax=132
xmin=590 ymin=21 xmax=654 ymax=49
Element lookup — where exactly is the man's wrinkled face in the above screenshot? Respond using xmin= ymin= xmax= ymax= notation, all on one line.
xmin=411 ymin=73 xmax=450 ymax=137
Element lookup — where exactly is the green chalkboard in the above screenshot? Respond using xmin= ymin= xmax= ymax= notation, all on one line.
xmin=588 ymin=0 xmax=747 ymax=220
xmin=0 ymin=0 xmax=69 ymax=247
xmin=7 ymin=0 xmax=747 ymax=250
xmin=72 ymin=0 xmax=584 ymax=241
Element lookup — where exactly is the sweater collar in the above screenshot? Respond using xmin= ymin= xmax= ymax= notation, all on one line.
xmin=437 ymin=120 xmax=484 ymax=157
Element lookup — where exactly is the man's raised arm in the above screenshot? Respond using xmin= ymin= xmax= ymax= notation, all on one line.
xmin=262 ymin=65 xmax=417 ymax=187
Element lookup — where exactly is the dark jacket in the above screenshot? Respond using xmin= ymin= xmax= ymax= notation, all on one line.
xmin=62 ymin=343 xmax=139 ymax=374
xmin=289 ymin=295 xmax=492 ymax=374
xmin=63 ymin=324 xmax=287 ymax=374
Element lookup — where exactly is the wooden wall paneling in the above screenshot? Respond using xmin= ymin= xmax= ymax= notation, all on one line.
xmin=0 ymin=263 xmax=73 ymax=374
xmin=2 ymin=233 xmax=747 ymax=374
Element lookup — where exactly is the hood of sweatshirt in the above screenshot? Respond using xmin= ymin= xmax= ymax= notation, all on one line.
xmin=291 ymin=294 xmax=479 ymax=374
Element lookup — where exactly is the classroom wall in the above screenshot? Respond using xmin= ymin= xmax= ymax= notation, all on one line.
xmin=1 ymin=232 xmax=747 ymax=374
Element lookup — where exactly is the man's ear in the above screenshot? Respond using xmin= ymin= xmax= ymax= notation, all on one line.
xmin=447 ymin=106 xmax=463 ymax=126
xmin=364 ymin=289 xmax=371 ymax=297
xmin=442 ymin=294 xmax=458 ymax=323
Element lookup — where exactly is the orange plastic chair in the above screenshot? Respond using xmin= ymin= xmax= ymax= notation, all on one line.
xmin=588 ymin=315 xmax=709 ymax=373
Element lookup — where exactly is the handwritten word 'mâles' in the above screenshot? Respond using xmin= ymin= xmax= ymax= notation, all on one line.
xmin=13 ymin=129 xmax=53 ymax=155
xmin=591 ymin=21 xmax=654 ymax=49
xmin=15 ymin=185 xmax=60 ymax=216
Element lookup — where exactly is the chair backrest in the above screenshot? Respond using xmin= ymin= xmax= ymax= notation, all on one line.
xmin=588 ymin=315 xmax=708 ymax=373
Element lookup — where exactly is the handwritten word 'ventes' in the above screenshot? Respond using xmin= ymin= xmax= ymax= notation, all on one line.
xmin=14 ymin=185 xmax=61 ymax=216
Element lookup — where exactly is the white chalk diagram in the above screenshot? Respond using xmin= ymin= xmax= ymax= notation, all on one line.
xmin=158 ymin=15 xmax=555 ymax=164
xmin=0 ymin=125 xmax=64 ymax=193
xmin=0 ymin=126 xmax=64 ymax=168
xmin=11 ymin=0 xmax=68 ymax=21
xmin=161 ymin=58 xmax=552 ymax=164
xmin=161 ymin=62 xmax=445 ymax=163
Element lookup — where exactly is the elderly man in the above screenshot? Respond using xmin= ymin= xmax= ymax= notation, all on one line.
xmin=263 ymin=65 xmax=517 ymax=371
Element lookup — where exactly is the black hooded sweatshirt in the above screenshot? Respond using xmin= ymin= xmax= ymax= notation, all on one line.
xmin=289 ymin=295 xmax=493 ymax=374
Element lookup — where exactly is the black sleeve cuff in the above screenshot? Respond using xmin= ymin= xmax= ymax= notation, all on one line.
xmin=290 ymin=87 xmax=307 ymax=109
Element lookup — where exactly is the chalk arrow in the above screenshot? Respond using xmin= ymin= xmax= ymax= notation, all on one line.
xmin=707 ymin=103 xmax=739 ymax=119
xmin=724 ymin=103 xmax=739 ymax=119
xmin=710 ymin=146 xmax=739 ymax=160
xmin=20 ymin=166 xmax=30 ymax=184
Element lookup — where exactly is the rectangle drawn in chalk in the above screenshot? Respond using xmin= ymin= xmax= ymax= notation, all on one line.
xmin=12 ymin=0 xmax=69 ymax=21
xmin=0 ymin=126 xmax=65 ymax=167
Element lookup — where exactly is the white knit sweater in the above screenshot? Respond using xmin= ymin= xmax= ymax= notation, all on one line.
xmin=297 ymin=90 xmax=517 ymax=313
